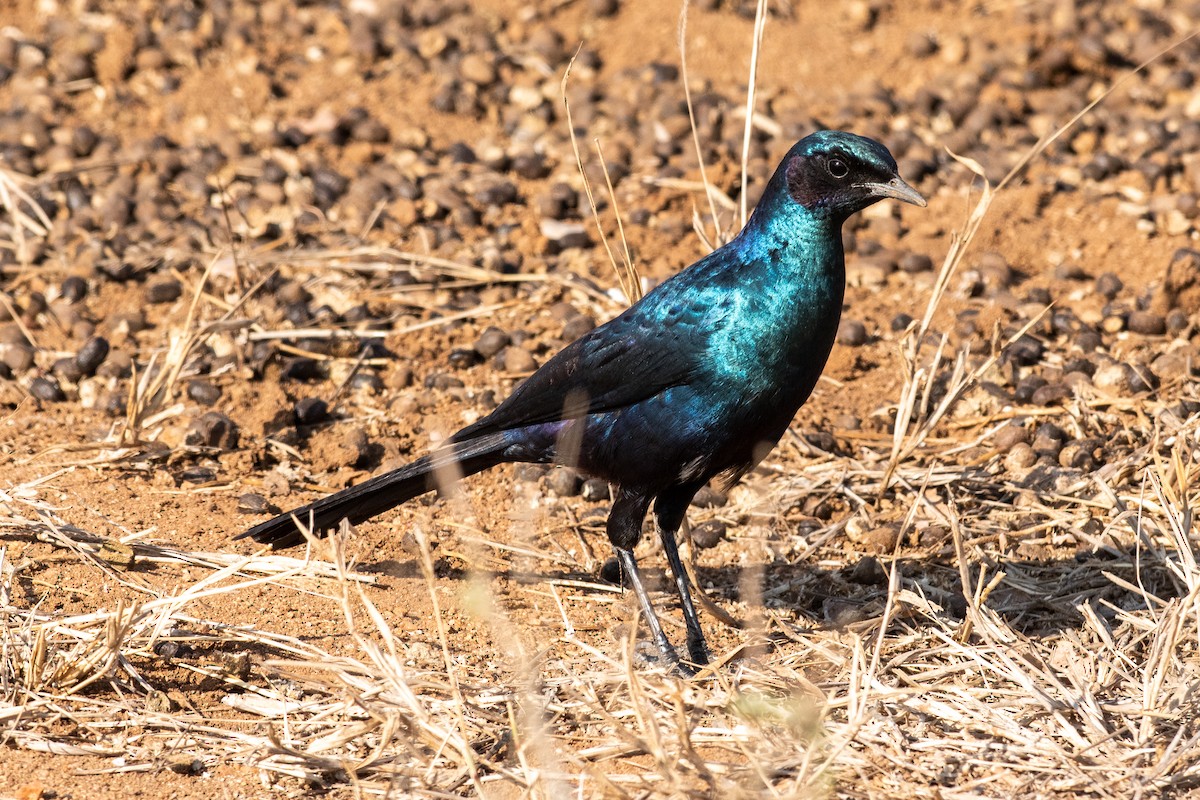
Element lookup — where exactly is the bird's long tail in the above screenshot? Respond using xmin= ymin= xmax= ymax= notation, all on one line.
xmin=237 ymin=433 xmax=511 ymax=548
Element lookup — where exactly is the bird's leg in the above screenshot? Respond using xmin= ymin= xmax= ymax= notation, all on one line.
xmin=655 ymin=486 xmax=710 ymax=668
xmin=613 ymin=547 xmax=687 ymax=671
xmin=608 ymin=487 xmax=689 ymax=674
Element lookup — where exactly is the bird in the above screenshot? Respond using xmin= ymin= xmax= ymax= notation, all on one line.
xmin=239 ymin=130 xmax=925 ymax=675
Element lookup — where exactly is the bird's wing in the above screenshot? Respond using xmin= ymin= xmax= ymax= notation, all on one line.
xmin=453 ymin=307 xmax=705 ymax=440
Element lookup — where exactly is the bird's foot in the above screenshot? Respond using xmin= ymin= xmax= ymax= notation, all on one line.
xmin=685 ymin=638 xmax=711 ymax=670
xmin=633 ymin=639 xmax=701 ymax=678
xmin=672 ymin=659 xmax=700 ymax=679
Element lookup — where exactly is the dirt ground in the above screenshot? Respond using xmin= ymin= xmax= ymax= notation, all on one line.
xmin=2 ymin=0 xmax=1200 ymax=798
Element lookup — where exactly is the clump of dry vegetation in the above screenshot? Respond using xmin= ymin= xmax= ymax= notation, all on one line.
xmin=3 ymin=402 xmax=1199 ymax=796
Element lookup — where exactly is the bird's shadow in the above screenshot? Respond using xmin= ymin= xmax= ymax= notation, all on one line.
xmin=345 ymin=539 xmax=1181 ymax=643
xmin=357 ymin=558 xmax=422 ymax=581
xmin=703 ymin=545 xmax=1183 ymax=639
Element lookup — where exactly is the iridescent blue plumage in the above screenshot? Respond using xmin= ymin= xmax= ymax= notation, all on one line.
xmin=240 ymin=130 xmax=925 ymax=674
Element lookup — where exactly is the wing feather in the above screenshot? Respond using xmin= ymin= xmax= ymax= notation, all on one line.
xmin=453 ymin=307 xmax=704 ymax=440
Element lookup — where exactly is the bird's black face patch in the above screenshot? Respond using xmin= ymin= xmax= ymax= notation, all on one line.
xmin=784 ymin=145 xmax=900 ymax=216
xmin=785 ymin=153 xmax=847 ymax=210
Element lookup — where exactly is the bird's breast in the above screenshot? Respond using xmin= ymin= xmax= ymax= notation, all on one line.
xmin=706 ymin=277 xmax=841 ymax=389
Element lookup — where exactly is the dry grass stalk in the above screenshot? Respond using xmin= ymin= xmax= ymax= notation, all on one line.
xmin=738 ymin=0 xmax=770 ymax=230
xmin=120 ymin=256 xmax=270 ymax=446
xmin=593 ymin=137 xmax=640 ymax=302
xmin=0 ymin=161 xmax=52 ymax=267
xmin=560 ymin=50 xmax=643 ymax=305
xmin=677 ymin=0 xmax=725 ymax=250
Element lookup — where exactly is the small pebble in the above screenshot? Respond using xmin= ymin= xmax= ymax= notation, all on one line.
xmin=52 ymin=356 xmax=83 ymax=382
xmin=836 ymin=319 xmax=868 ymax=346
xmin=994 ymin=424 xmax=1031 ymax=452
xmin=185 ymin=411 xmax=240 ymax=449
xmin=1063 ymin=370 xmax=1092 ymax=388
xmin=582 ymin=478 xmax=610 ymax=501
xmin=847 ymin=555 xmax=887 ymax=584
xmin=1031 ymin=432 xmax=1063 ymax=459
xmin=60 ymin=275 xmax=88 ymax=302
xmin=1160 ymin=248 xmax=1200 ymax=313
xmin=186 ymin=379 xmax=221 ymax=405
xmin=180 ymin=467 xmax=216 ymax=484
xmin=691 ymin=486 xmax=728 ymax=507
xmin=1095 ymin=272 xmax=1123 ymax=299
xmin=1053 ymin=263 xmax=1087 ymax=281
xmin=906 ymin=31 xmax=937 ymax=58
xmin=1036 ymin=421 xmax=1067 ymax=441
xmin=1 ymin=343 xmax=34 ymax=372
xmin=562 ymin=315 xmax=596 ymax=340
xmin=1166 ymin=309 xmax=1189 ymax=333
xmin=112 ymin=308 xmax=148 ymax=333
xmin=459 ymin=53 xmax=496 ymax=87
xmin=1063 ymin=357 xmax=1096 ymax=377
xmin=294 ymin=397 xmax=329 ymax=425
xmin=1092 ymin=362 xmax=1132 ymax=393
xmin=145 ymin=278 xmax=183 ymax=304
xmin=834 ymin=413 xmax=861 ymax=431
xmin=1101 ymin=314 xmax=1125 ymax=334
xmin=849 ymin=523 xmax=900 ymax=552
xmin=448 ymin=347 xmax=483 ymax=368
xmin=500 ymin=346 xmax=537 ymax=373
xmin=1026 ymin=287 xmax=1052 ymax=305
xmin=281 ymin=358 xmax=324 ymax=381
xmin=97 ymin=349 xmax=132 ymax=379
xmin=424 ymin=372 xmax=464 ymax=391
xmin=1007 ymin=335 xmax=1045 ymax=366
xmin=1152 ymin=348 xmax=1197 ymax=380
xmin=509 ymin=150 xmax=548 ymax=179
xmin=1060 ymin=439 xmax=1103 ymax=470
xmin=899 ymin=252 xmax=933 ymax=273
xmin=847 ymin=257 xmax=892 ymax=288
xmin=691 ymin=520 xmax=727 ymax=549
xmin=549 ymin=302 xmax=580 ymax=321
xmin=540 ymin=219 xmax=589 ymax=251
xmin=1128 ymin=365 xmax=1158 ymax=393
xmin=514 ymin=463 xmax=548 ymax=482
xmin=1031 ymin=382 xmax=1071 ymax=406
xmin=977 ymin=251 xmax=1014 ymax=289
xmin=1005 ymin=442 xmax=1037 ymax=470
xmin=823 ymin=598 xmax=872 ymax=627
xmin=547 ymin=467 xmax=581 ymax=496
xmin=806 ymin=430 xmax=837 ymax=451
xmin=1014 ymin=375 xmax=1047 ymax=403
xmin=237 ymin=493 xmax=276 ymax=515
xmin=30 ymin=376 xmax=66 ymax=402
xmin=324 ymin=426 xmax=371 ymax=468
xmin=74 ymin=336 xmax=109 ymax=375
xmin=350 ymin=372 xmax=386 ymax=394
xmin=589 ymin=0 xmax=619 ymax=16
xmin=1127 ymin=310 xmax=1166 ymax=336
xmin=1074 ymin=330 xmax=1103 ymax=352
xmin=474 ymin=326 xmax=510 ymax=357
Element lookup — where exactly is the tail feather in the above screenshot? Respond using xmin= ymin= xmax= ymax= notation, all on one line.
xmin=237 ymin=433 xmax=510 ymax=548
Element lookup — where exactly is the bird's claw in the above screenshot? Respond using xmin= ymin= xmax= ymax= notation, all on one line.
xmin=633 ymin=639 xmax=704 ymax=678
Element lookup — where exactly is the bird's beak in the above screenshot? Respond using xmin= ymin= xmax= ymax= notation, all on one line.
xmin=860 ymin=176 xmax=927 ymax=207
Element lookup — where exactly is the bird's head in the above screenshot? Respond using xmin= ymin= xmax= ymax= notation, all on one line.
xmin=774 ymin=130 xmax=925 ymax=222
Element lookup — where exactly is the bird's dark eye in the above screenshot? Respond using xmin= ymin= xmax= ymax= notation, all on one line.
xmin=827 ymin=158 xmax=849 ymax=179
